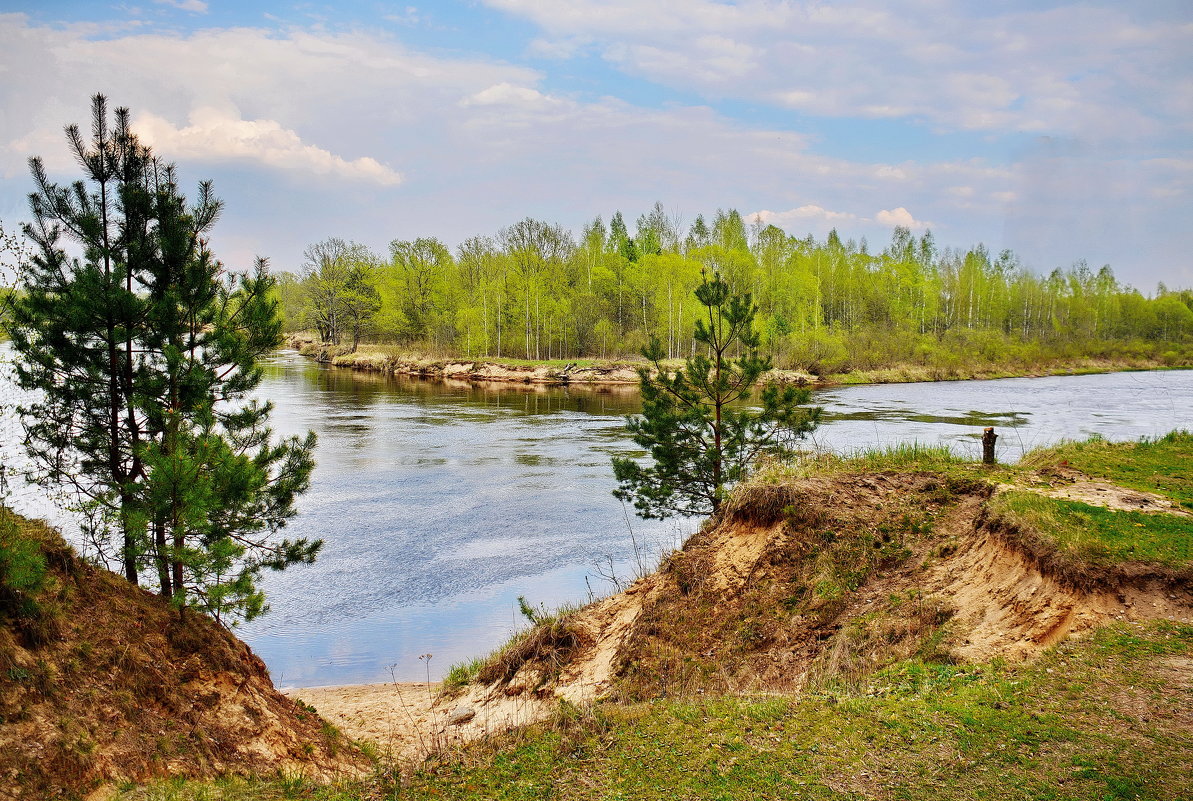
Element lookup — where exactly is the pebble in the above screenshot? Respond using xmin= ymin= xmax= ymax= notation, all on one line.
xmin=447 ymin=707 xmax=476 ymax=726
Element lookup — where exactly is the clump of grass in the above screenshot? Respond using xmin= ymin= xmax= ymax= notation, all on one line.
xmin=841 ymin=442 xmax=971 ymax=471
xmin=441 ymin=655 xmax=485 ymax=692
xmin=470 ymin=601 xmax=590 ymax=689
xmin=991 ymin=491 xmax=1193 ymax=568
xmin=756 ymin=442 xmax=976 ymax=484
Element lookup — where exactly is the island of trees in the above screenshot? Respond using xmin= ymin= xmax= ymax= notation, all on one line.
xmin=278 ymin=205 xmax=1193 ymax=377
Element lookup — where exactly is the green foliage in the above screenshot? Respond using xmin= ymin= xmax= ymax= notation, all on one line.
xmin=0 ymin=508 xmax=47 ymax=619
xmin=275 ymin=211 xmax=1193 ymax=375
xmin=0 ymin=220 xmax=32 ymax=340
xmin=994 ymin=492 xmax=1193 ymax=568
xmin=8 ymin=95 xmax=318 ymax=624
xmin=613 ymin=272 xmax=820 ymax=518
xmin=300 ymin=238 xmax=381 ymax=351
xmin=516 ymin=594 xmax=547 ymax=625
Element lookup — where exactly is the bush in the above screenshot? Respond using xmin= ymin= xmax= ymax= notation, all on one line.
xmin=0 ymin=507 xmax=48 ymax=621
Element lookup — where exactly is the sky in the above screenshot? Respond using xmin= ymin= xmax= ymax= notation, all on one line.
xmin=0 ymin=0 xmax=1190 ymax=289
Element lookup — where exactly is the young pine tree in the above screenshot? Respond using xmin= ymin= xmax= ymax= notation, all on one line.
xmin=9 ymin=95 xmax=318 ymax=624
xmin=612 ymin=271 xmax=820 ymax=519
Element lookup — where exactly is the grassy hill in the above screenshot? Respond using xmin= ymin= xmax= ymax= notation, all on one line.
xmin=9 ymin=433 xmax=1191 ymax=800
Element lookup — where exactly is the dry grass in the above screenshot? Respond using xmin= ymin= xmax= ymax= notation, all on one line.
xmin=0 ymin=511 xmax=368 ymax=799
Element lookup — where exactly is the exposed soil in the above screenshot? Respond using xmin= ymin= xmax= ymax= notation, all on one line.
xmin=0 ymin=515 xmax=369 ymax=800
xmin=281 ymin=683 xmax=442 ymax=758
xmin=289 ymin=335 xmax=1186 ymax=389
xmin=340 ymin=469 xmax=1193 ymax=758
xmin=1031 ymin=474 xmax=1192 ymax=516
xmin=292 ymin=338 xmax=646 ymax=386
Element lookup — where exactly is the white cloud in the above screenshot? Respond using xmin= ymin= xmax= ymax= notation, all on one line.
xmin=876 ymin=207 xmax=931 ymax=230
xmin=751 ymin=204 xmax=861 ymax=230
xmin=460 ymin=83 xmax=562 ymax=109
xmin=153 ymin=0 xmax=208 ymax=13
xmin=0 ymin=12 xmax=1185 ymax=287
xmin=136 ymin=107 xmax=403 ymax=185
xmin=526 ymin=37 xmax=588 ymax=59
xmin=483 ymin=0 xmax=1193 ymax=141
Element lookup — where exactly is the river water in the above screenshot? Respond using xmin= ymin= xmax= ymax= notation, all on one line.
xmin=2 ymin=346 xmax=1190 ymax=686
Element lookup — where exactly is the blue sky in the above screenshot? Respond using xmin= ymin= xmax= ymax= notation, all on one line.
xmin=1 ymin=0 xmax=1191 ymax=288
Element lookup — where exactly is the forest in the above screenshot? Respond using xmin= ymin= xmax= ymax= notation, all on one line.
xmin=276 ymin=204 xmax=1193 ymax=375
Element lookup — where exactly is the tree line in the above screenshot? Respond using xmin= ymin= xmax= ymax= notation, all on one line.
xmin=280 ymin=205 xmax=1193 ymax=372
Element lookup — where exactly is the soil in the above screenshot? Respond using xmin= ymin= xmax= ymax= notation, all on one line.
xmin=292 ymin=338 xmax=646 ymax=386
xmin=1037 ymin=479 xmax=1191 ymax=516
xmin=0 ymin=515 xmax=369 ymax=800
xmin=289 ymin=336 xmax=821 ymax=388
xmin=294 ymin=469 xmax=1192 ymax=759
xmin=289 ymin=335 xmax=1186 ymax=389
xmin=281 ymin=683 xmax=443 ymax=758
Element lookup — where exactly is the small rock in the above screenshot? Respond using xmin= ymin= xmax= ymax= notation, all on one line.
xmin=447 ymin=707 xmax=476 ymax=726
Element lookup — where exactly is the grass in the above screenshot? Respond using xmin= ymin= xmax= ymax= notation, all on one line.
xmin=1023 ymin=430 xmax=1193 ymax=512
xmin=992 ymin=492 xmax=1193 ymax=568
xmin=472 ymin=601 xmax=589 ymax=688
xmin=442 ymin=656 xmax=486 ymax=692
xmin=753 ymin=442 xmax=984 ymax=484
xmin=122 ymin=621 xmax=1193 ymax=800
xmin=101 ymin=431 xmax=1193 ymax=799
xmin=755 ymin=433 xmax=1192 ymax=572
xmin=828 ymin=359 xmax=1193 ymax=387
xmin=404 ymin=621 xmax=1193 ymax=800
xmin=117 ymin=773 xmax=380 ymax=800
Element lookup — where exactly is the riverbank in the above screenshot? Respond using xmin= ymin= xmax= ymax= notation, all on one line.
xmin=289 ymin=335 xmax=1189 ymax=388
xmin=118 ymin=432 xmax=1193 ymax=800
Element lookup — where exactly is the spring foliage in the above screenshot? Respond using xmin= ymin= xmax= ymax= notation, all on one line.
xmin=278 ymin=205 xmax=1193 ymax=371
xmin=613 ymin=272 xmax=821 ymax=518
xmin=6 ymin=95 xmax=318 ymax=624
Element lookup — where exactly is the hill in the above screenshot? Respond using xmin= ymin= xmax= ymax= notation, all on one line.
xmin=0 ymin=509 xmax=369 ymax=800
xmin=15 ymin=433 xmax=1193 ymax=800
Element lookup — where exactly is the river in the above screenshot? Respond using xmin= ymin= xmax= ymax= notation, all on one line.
xmin=2 ymin=346 xmax=1190 ymax=686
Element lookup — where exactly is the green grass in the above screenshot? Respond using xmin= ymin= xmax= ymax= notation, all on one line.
xmin=443 ymin=655 xmax=486 ymax=692
xmin=761 ymin=432 xmax=1193 ymax=571
xmin=404 ymin=622 xmax=1193 ymax=800
xmin=755 ymin=442 xmax=979 ymax=483
xmin=1023 ymin=430 xmax=1193 ymax=512
xmin=993 ymin=492 xmax=1193 ymax=568
xmin=116 ymin=773 xmax=377 ymax=800
xmin=124 ymin=622 xmax=1193 ymax=800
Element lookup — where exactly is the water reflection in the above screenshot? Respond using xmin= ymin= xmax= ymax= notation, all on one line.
xmin=241 ymin=356 xmax=1190 ymax=686
xmin=241 ymin=352 xmax=686 ymax=687
xmin=3 ymin=344 xmax=1191 ymax=686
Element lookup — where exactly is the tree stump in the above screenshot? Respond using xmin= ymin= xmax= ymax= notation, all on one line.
xmin=982 ymin=427 xmax=998 ymax=465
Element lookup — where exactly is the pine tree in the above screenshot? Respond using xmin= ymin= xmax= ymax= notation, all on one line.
xmin=9 ymin=95 xmax=318 ymax=623
xmin=612 ymin=271 xmax=820 ymax=519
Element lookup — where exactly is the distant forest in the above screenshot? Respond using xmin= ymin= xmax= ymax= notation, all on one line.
xmin=276 ymin=205 xmax=1193 ymax=374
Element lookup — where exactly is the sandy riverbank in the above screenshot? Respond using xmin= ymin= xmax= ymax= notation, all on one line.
xmin=282 ymin=683 xmax=452 ymax=758
xmin=289 ymin=335 xmax=1187 ymax=390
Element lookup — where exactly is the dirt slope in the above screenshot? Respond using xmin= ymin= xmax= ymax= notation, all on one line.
xmin=437 ymin=471 xmax=1193 ymax=745
xmin=0 ymin=513 xmax=369 ymax=800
